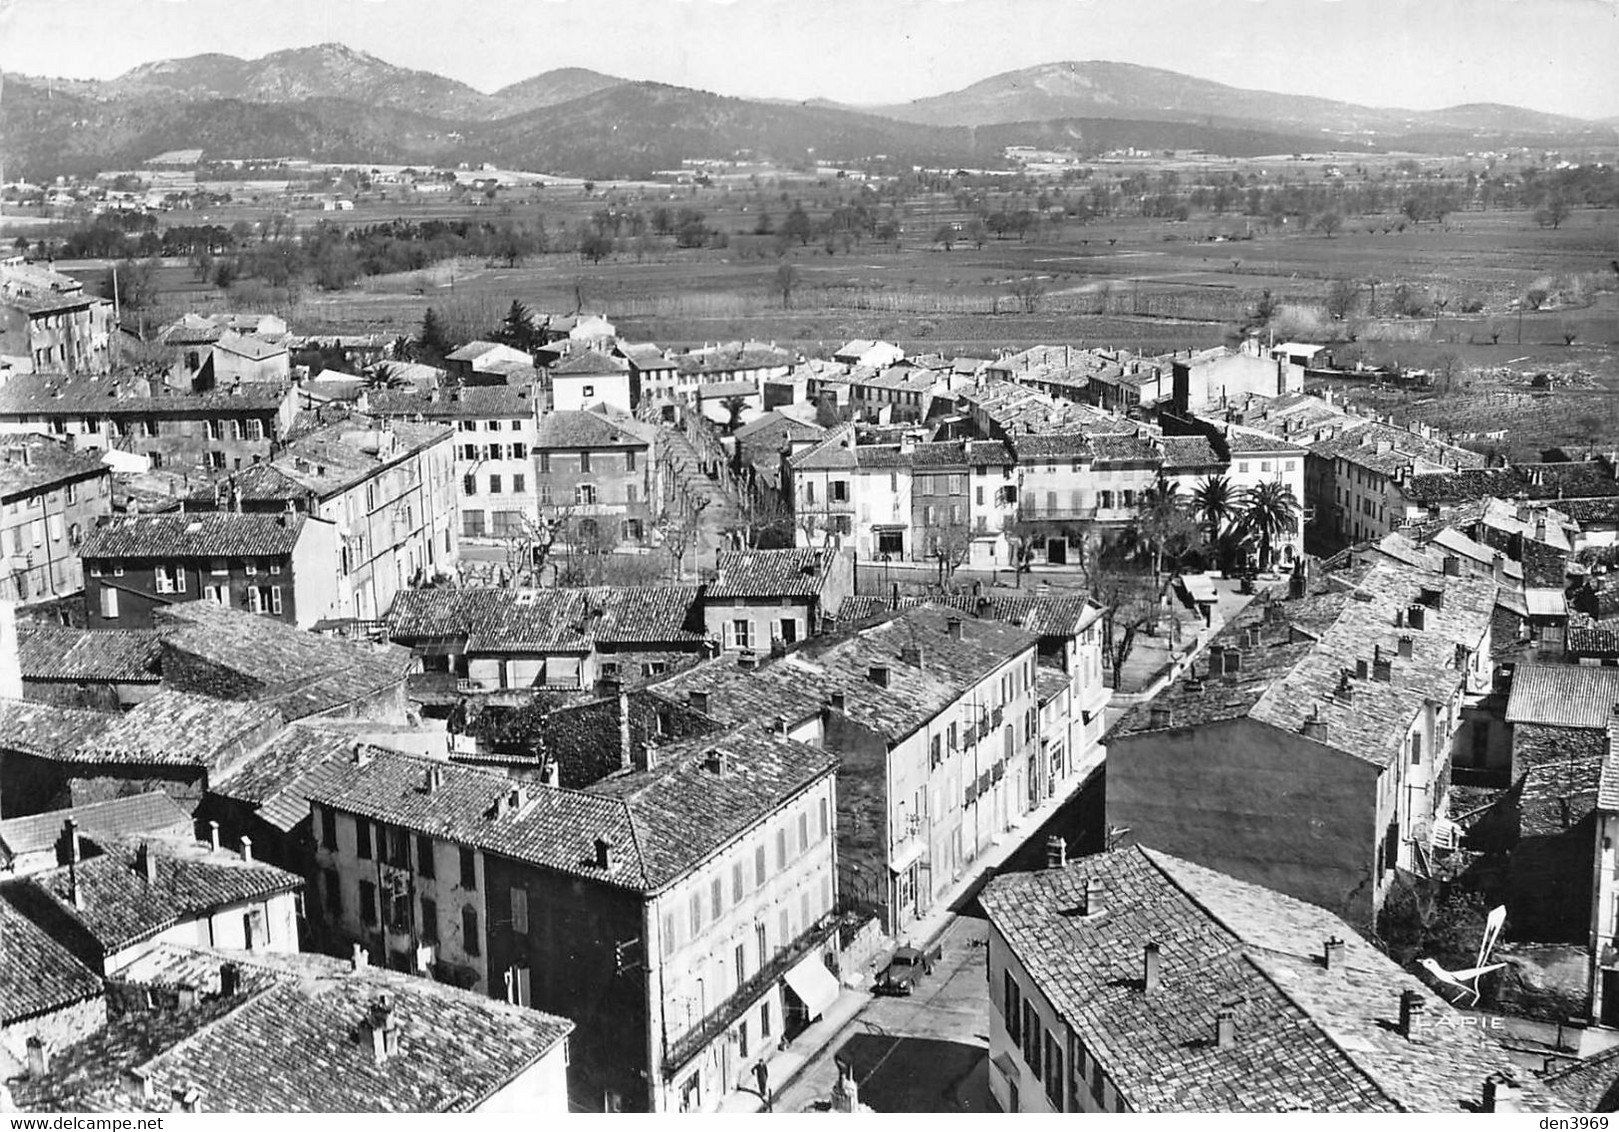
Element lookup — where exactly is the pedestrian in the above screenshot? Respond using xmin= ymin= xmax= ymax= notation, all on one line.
xmin=753 ymin=1060 xmax=771 ymax=1111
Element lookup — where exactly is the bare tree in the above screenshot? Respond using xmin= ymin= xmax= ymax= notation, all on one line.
xmin=1007 ymin=276 xmax=1047 ymax=314
xmin=500 ymin=508 xmax=574 ymax=587
xmin=773 ymin=263 xmax=802 ymax=310
xmin=655 ymin=498 xmax=710 ymax=581
xmin=931 ymin=523 xmax=973 ymax=589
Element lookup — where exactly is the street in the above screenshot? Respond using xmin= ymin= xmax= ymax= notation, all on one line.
xmin=775 ymin=915 xmax=995 ymax=1114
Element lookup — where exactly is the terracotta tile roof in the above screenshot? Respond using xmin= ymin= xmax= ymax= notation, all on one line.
xmin=0 ymin=375 xmax=291 ymax=416
xmin=7 ymin=839 xmax=302 ymax=957
xmin=209 ymin=725 xmax=367 ymax=832
xmin=12 ymin=943 xmax=572 ymax=1113
xmin=1545 ymin=1042 xmax=1619 ymax=1112
xmin=549 ymin=348 xmax=628 ymax=376
xmin=0 ymin=792 xmax=191 ymax=861
xmin=787 ymin=424 xmax=858 ymax=470
xmin=365 ymin=384 xmax=536 ymax=419
xmin=311 ymin=728 xmax=834 ymax=893
xmin=1159 ymin=435 xmax=1222 ymax=470
xmin=709 ymin=549 xmax=843 ymax=600
xmin=1506 ymin=664 xmax=1619 ymax=728
xmin=71 ymin=690 xmax=284 ymax=770
xmin=0 ymin=698 xmax=114 ymax=758
xmin=77 ymin=512 xmax=306 ymax=559
xmin=981 ymin=846 xmax=1568 ymax=1112
xmin=1402 ymin=467 xmax=1526 ymax=506
xmin=262 ymin=416 xmax=452 ymax=501
xmin=674 ymin=346 xmax=794 ymax=377
xmin=0 ymin=435 xmax=109 ymax=501
xmin=617 ymin=342 xmax=677 ymax=370
xmin=17 ymin=626 xmax=164 ymax=684
xmin=443 ymin=340 xmax=505 ymax=362
xmin=1217 ymin=424 xmax=1308 ymax=456
xmin=387 ymin=586 xmax=700 ymax=653
xmin=153 ymin=604 xmax=412 ymax=720
xmin=212 ymin=333 xmax=285 ymax=361
xmin=533 ymin=408 xmax=653 ymax=450
xmin=0 ymin=897 xmax=103 ymax=1027
xmin=1010 ymin=433 xmax=1095 ymax=460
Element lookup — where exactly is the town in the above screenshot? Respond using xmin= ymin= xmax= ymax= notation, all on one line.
xmin=2 ymin=4 xmax=1619 ymax=1115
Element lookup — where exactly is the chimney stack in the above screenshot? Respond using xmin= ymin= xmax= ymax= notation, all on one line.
xmin=423 ymin=765 xmax=444 ymax=793
xmin=207 ymin=820 xmax=221 ymax=852
xmin=1080 ymin=877 xmax=1105 ymax=917
xmin=177 ymin=984 xmax=199 ymax=1011
xmin=351 ymin=943 xmax=369 ymax=971
xmin=1482 ymin=1072 xmax=1524 ymax=1113
xmin=1142 ymin=942 xmax=1162 ymax=995
xmin=945 ymin=616 xmax=963 ymax=641
xmin=1301 ymin=706 xmax=1329 ymax=742
xmin=25 ymin=1037 xmax=49 ymax=1079
xmin=868 ymin=663 xmax=891 ymax=688
xmin=829 ymin=690 xmax=847 ymax=713
xmin=220 ymin=962 xmax=242 ymax=997
xmin=137 ymin=841 xmax=157 ymax=883
xmin=688 ymin=690 xmax=710 ymax=715
xmin=1215 ymin=1009 xmax=1236 ymax=1049
xmin=1398 ymin=989 xmax=1425 ymax=1041
xmin=1398 ymin=635 xmax=1414 ymax=659
xmin=619 ymin=689 xmax=632 ymax=772
xmin=368 ymin=995 xmax=400 ymax=1063
xmin=60 ymin=818 xmax=82 ymax=866
xmin=901 ymin=644 xmax=925 ymax=668
xmin=170 ymin=1084 xmax=204 ymax=1114
xmin=1323 ymin=937 xmax=1345 ymax=971
xmin=595 ymin=836 xmax=617 ymax=870
xmin=239 ymin=836 xmax=253 ymax=863
xmin=1442 ymin=554 xmax=1461 ymax=577
xmin=544 ymin=759 xmax=560 ymax=789
xmin=1044 ymin=835 xmax=1066 ymax=870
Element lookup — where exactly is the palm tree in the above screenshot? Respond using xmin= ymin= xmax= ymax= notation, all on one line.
xmin=1191 ymin=474 xmax=1237 ymax=549
xmin=720 ymin=395 xmax=749 ymax=434
xmin=1238 ymin=480 xmax=1301 ymax=571
xmin=1129 ymin=478 xmax=1196 ymax=580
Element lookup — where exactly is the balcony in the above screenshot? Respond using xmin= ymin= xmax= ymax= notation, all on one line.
xmin=663 ymin=913 xmax=841 ymax=1076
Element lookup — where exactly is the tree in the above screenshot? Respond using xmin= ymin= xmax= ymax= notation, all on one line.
xmin=1191 ymin=474 xmax=1238 ymax=551
xmin=1007 ymin=276 xmax=1046 ymax=314
xmin=1238 ymin=480 xmax=1301 ymax=571
xmin=655 ymin=499 xmax=710 ymax=582
xmin=814 ymin=393 xmax=846 ymax=428
xmin=578 ymin=230 xmax=612 ymax=264
xmin=930 ymin=524 xmax=973 ymax=589
xmin=781 ymin=204 xmax=814 ymax=247
xmin=1559 ymin=320 xmax=1579 ymax=347
xmin=965 ymin=217 xmax=988 ymax=250
xmin=1324 ymin=277 xmax=1359 ymax=320
xmin=1127 ymin=478 xmax=1197 ymax=581
xmin=933 ymin=225 xmax=957 ymax=251
xmin=109 ymin=257 xmax=163 ymax=311
xmin=773 ymin=263 xmax=802 ymax=310
xmin=495 ymin=300 xmax=538 ymax=353
xmin=1314 ymin=210 xmax=1344 ymax=238
xmin=416 ymin=307 xmax=454 ymax=366
xmin=720 ymin=395 xmax=749 ymax=434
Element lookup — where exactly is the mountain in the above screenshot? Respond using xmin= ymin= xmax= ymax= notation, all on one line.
xmin=489 ymin=68 xmax=628 ymax=116
xmin=96 ymin=43 xmax=501 ymax=121
xmin=871 ymin=60 xmax=1606 ymax=139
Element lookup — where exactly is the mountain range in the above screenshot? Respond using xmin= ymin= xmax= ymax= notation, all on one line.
xmin=4 ymin=44 xmax=1614 ymax=181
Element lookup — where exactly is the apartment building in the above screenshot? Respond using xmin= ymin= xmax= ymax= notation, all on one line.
xmin=701 ymin=548 xmax=854 ymax=651
xmin=0 ymin=261 xmax=114 ymax=376
xmin=534 ymin=410 xmax=658 ymax=547
xmin=1 ymin=435 xmax=113 ymax=606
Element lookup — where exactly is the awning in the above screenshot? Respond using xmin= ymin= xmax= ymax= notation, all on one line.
xmin=783 ymin=954 xmax=840 ymax=1019
xmin=889 ymin=838 xmax=927 ymax=875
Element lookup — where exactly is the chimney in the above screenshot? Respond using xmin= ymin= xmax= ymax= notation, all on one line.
xmin=774 ymin=715 xmax=789 ymax=737
xmin=239 ymin=836 xmax=253 ymax=863
xmin=1336 ymin=671 xmax=1355 ymax=704
xmin=595 ymin=836 xmax=617 ymax=870
xmin=1420 ymin=585 xmax=1444 ymax=610
xmin=352 ymin=741 xmax=373 ymax=766
xmin=177 ymin=984 xmax=199 ymax=1011
xmin=618 ymin=690 xmax=632 ymax=772
xmin=829 ymin=690 xmax=847 ymax=713
xmin=1215 ymin=1010 xmax=1236 ymax=1049
xmin=123 ymin=1070 xmax=154 ymax=1105
xmin=207 ymin=820 xmax=221 ymax=852
xmin=1372 ymin=650 xmax=1392 ymax=683
xmin=1079 ymin=877 xmax=1105 ymax=917
xmin=220 ymin=962 xmax=242 ymax=997
xmin=351 ymin=943 xmax=369 ymax=971
xmin=1044 ymin=835 xmax=1066 ymax=870
xmin=505 ymin=785 xmax=528 ymax=814
xmin=704 ymin=748 xmax=729 ymax=775
xmin=945 ymin=616 xmax=963 ymax=641
xmin=368 ymin=995 xmax=400 ymax=1063
xmin=901 ymin=644 xmax=925 ymax=667
xmin=1323 ymin=936 xmax=1345 ymax=971
xmin=137 ymin=841 xmax=157 ymax=883
xmin=1223 ymin=648 xmax=1242 ymax=675
xmin=60 ymin=818 xmax=82 ymax=866
xmin=170 ymin=1084 xmax=204 ymax=1114
xmin=1301 ymin=708 xmax=1329 ymax=742
xmin=1355 ymin=658 xmax=1370 ymax=680
xmin=1482 ymin=1072 xmax=1524 ymax=1114
xmin=1442 ymin=554 xmax=1461 ymax=577
xmin=25 ymin=1037 xmax=49 ymax=1079
xmin=868 ymin=663 xmax=891 ymax=687
xmin=1398 ymin=989 xmax=1424 ymax=1040
xmin=688 ymin=690 xmax=710 ymax=715
xmin=1142 ymin=941 xmax=1162 ymax=994
xmin=423 ymin=765 xmax=444 ymax=793
xmin=1407 ymin=604 xmax=1427 ymax=631
xmin=1149 ymin=705 xmax=1174 ymax=729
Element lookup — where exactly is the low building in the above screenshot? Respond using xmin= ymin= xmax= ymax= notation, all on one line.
xmin=547 ymin=349 xmax=632 ymax=414
xmin=701 ymin=548 xmax=854 ymax=650
xmin=1171 ymin=342 xmax=1290 ymax=416
xmin=981 ymin=844 xmax=1567 ymax=1112
xmin=0 ymin=896 xmax=105 ymax=1080
xmin=1 ymin=435 xmax=114 ymax=607
xmin=15 ymin=625 xmax=164 ymax=709
xmin=0 ymin=792 xmax=191 ymax=877
xmin=444 ymin=341 xmax=534 ymax=385
xmin=308 ymin=724 xmax=838 ymax=1113
xmin=78 ymin=511 xmax=341 ymax=630
xmin=7 ymin=942 xmax=573 ymax=1112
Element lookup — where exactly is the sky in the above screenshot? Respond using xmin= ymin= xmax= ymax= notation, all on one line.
xmin=3 ymin=0 xmax=1618 ymax=119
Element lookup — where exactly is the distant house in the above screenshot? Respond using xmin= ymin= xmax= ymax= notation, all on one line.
xmin=534 ymin=410 xmax=658 ymax=547
xmin=833 ymin=340 xmax=905 ymax=369
xmin=0 ymin=261 xmax=114 ymax=376
xmin=547 ymin=349 xmax=632 ymax=414
xmin=0 ymin=792 xmax=191 ymax=878
xmin=1 ymin=434 xmax=115 ymax=608
xmin=443 ymin=341 xmax=534 ymax=385
xmin=701 ymin=549 xmax=854 ymax=650
xmin=616 ymin=342 xmax=679 ymax=410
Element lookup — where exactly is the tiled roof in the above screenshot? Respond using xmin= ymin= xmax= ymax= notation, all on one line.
xmin=708 ymin=549 xmax=842 ymax=600
xmin=444 ymin=340 xmax=506 ymax=362
xmin=787 ymin=424 xmax=858 ymax=471
xmin=77 ymin=512 xmax=306 ymax=559
xmin=533 ymin=409 xmax=653 ymax=450
xmin=387 ymin=586 xmax=701 ymax=653
xmin=365 ymin=384 xmax=536 ymax=419
xmin=311 ymin=727 xmax=834 ymax=893
xmin=1506 ymin=664 xmax=1619 ymax=729
xmin=1010 ymin=433 xmax=1094 ymax=460
xmin=212 ymin=333 xmax=286 ymax=361
xmin=1402 ymin=468 xmax=1526 ymax=506
xmin=263 ymin=416 xmax=451 ymax=500
xmin=1159 ymin=435 xmax=1222 ymax=470
xmin=0 ymin=792 xmax=191 ymax=861
xmin=0 ymin=435 xmax=109 ymax=501
xmin=1091 ymin=433 xmax=1161 ymax=464
xmin=11 ymin=943 xmax=572 ymax=1113
xmin=914 ymin=592 xmax=1104 ymax=641
xmin=1113 ymin=564 xmax=1494 ymax=768
xmin=980 ymin=846 xmax=1567 ymax=1112
xmin=71 ymin=690 xmax=284 ymax=770
xmin=0 ymin=375 xmax=292 ymax=416
xmin=1546 ymin=1043 xmax=1619 ymax=1112
xmin=549 ymin=348 xmax=627 ymax=376
xmin=9 ymin=839 xmax=302 ymax=956
xmin=0 ymin=698 xmax=114 ymax=758
xmin=618 ymin=343 xmax=677 ymax=370
xmin=211 ymin=724 xmax=377 ymax=830
xmin=1218 ymin=424 xmax=1307 ymax=456
xmin=673 ymin=346 xmax=794 ymax=377
xmin=153 ymin=603 xmax=412 ymax=720
xmin=0 ymin=897 xmax=102 ymax=1027
xmin=17 ymin=626 xmax=164 ymax=684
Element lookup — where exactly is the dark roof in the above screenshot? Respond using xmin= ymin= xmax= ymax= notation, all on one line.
xmin=1546 ymin=1044 xmax=1619 ymax=1112
xmin=708 ymin=549 xmax=843 ymax=600
xmin=11 ymin=943 xmax=573 ymax=1112
xmin=17 ymin=626 xmax=164 ymax=684
xmin=1506 ymin=664 xmax=1619 ymax=729
xmin=310 ymin=728 xmax=834 ymax=894
xmin=71 ymin=690 xmax=283 ymax=770
xmin=0 ymin=897 xmax=103 ymax=1027
xmin=77 ymin=512 xmax=307 ymax=559
xmin=365 ymin=385 xmax=536 ymax=419
xmin=1158 ymin=435 xmax=1222 ymax=470
xmin=533 ymin=409 xmax=653 ymax=450
xmin=387 ymin=586 xmax=701 ymax=653
xmin=10 ymin=839 xmax=302 ymax=955
xmin=153 ymin=603 xmax=412 ymax=720
xmin=1010 ymin=433 xmax=1095 ymax=460
xmin=0 ymin=375 xmax=291 ymax=416
xmin=549 ymin=348 xmax=627 ymax=376
xmin=1402 ymin=468 xmax=1526 ymax=506
xmin=210 ymin=725 xmax=370 ymax=832
xmin=263 ymin=417 xmax=452 ymax=500
xmin=0 ymin=436 xmax=109 ymax=501
xmin=0 ymin=792 xmax=191 ymax=861
xmin=0 ymin=699 xmax=114 ymax=758
xmin=980 ymin=846 xmax=1567 ymax=1112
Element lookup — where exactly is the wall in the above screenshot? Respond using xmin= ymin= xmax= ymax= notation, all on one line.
xmin=85 ymin=553 xmax=299 ymax=630
xmin=553 ymin=373 xmax=632 ymax=414
xmin=289 ymin=516 xmax=342 ymax=628
xmin=703 ymin=597 xmax=813 ymax=651
xmin=535 ymin=444 xmax=655 ymax=545
xmin=1 ymin=469 xmax=112 ymax=606
xmin=1108 ymin=716 xmax=1381 ymax=924
xmin=988 ymin=920 xmax=1073 ymax=1113
xmin=0 ymin=994 xmax=106 ymax=1072
xmin=474 ymin=1042 xmax=571 ymax=1114
xmin=103 ymin=888 xmax=300 ymax=975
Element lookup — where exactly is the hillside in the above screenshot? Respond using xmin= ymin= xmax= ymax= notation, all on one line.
xmin=490 ymin=68 xmax=628 ymax=115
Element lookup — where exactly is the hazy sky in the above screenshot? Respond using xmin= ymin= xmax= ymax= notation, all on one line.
xmin=3 ymin=0 xmax=1618 ymax=118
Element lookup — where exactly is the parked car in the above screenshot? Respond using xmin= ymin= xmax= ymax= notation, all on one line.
xmin=874 ymin=943 xmax=942 ymax=996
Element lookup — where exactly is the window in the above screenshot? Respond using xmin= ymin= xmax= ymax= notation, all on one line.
xmin=320 ymin=807 xmax=338 ymax=851
xmin=486 ymin=420 xmax=502 ymax=432
xmin=244 ymin=560 xmax=257 ymax=577
xmin=776 ymin=827 xmax=788 ymax=869
xmin=975 ymin=485 xmax=985 ymax=506
xmin=420 ymin=898 xmax=439 ymax=943
xmin=356 ymin=818 xmax=372 ymax=860
xmin=1004 ymin=971 xmax=1022 ymax=1042
xmin=155 ymin=566 xmax=184 ymax=594
xmin=209 ymin=558 xmax=228 ymax=576
xmin=64 ymin=482 xmax=77 ymax=505
xmin=579 ymin=451 xmax=592 ymax=473
xmin=733 ymin=861 xmax=745 ymax=903
xmin=625 ymin=484 xmax=638 ymax=505
xmin=798 ymin=812 xmax=809 ymax=853
xmin=462 ymin=906 xmax=481 ymax=955
xmin=511 ymin=886 xmax=529 ymax=934
xmin=539 ymin=452 xmax=550 ymax=473
xmin=931 ymin=735 xmax=943 ymax=768
xmin=246 ymin=419 xmax=264 ymax=441
xmin=512 ymin=474 xmax=525 ymax=494
xmin=486 ymin=444 xmax=502 ymax=461
xmin=831 ymin=480 xmax=848 ymax=503
xmin=625 ymin=450 xmax=637 ymax=471
xmin=662 ymin=910 xmax=678 ymax=958
xmin=689 ymin=891 xmax=703 ymax=936
xmin=575 ymin=484 xmax=597 ymax=506
xmin=463 ymin=475 xmax=477 ymax=495
xmin=819 ymin=797 xmax=829 ymax=839
xmin=727 ymin=618 xmax=753 ymax=650
xmin=99 ymin=586 xmax=119 ymax=620
xmin=1044 ymin=1032 xmax=1063 ymax=1108
xmin=509 ymin=442 xmax=527 ymax=459
xmin=489 ymin=474 xmax=502 ymax=495
xmin=805 ymin=481 xmax=816 ymax=505
xmin=416 ymin=835 xmax=435 ymax=878
xmin=1411 ymin=731 xmax=1423 ymax=765
xmin=360 ymin=880 xmax=378 ymax=925
xmin=539 ymin=484 xmax=553 ymax=505
xmin=755 ymin=844 xmax=767 ymax=886
xmin=324 ymin=868 xmax=342 ymax=914
xmin=1023 ymin=1003 xmax=1042 ymax=1079
xmin=459 ymin=847 xmax=477 ymax=889
xmin=711 ymin=876 xmax=724 ymax=921
xmin=735 ymin=942 xmax=747 ymax=988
